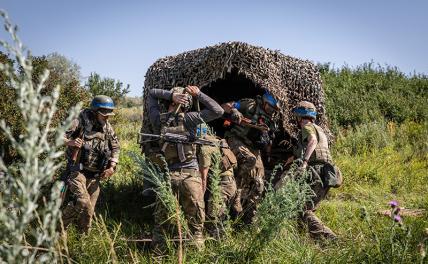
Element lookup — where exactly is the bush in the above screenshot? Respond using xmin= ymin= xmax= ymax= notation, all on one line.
xmin=321 ymin=63 xmax=428 ymax=132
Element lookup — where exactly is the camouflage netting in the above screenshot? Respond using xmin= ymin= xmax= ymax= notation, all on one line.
xmin=141 ymin=41 xmax=329 ymax=139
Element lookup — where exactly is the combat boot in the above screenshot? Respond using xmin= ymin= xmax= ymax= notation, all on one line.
xmin=191 ymin=232 xmax=205 ymax=251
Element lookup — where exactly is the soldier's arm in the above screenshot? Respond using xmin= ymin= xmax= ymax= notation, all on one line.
xmin=64 ymin=117 xmax=83 ymax=148
xmin=185 ymin=89 xmax=224 ymax=126
xmin=221 ymin=101 xmax=236 ymax=114
xmin=109 ymin=127 xmax=120 ymax=167
xmin=301 ymin=124 xmax=318 ymax=168
xmin=147 ymin=89 xmax=172 ymax=128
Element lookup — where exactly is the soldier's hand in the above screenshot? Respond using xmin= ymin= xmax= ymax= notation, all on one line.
xmin=185 ymin=85 xmax=200 ymax=97
xmin=172 ymin=93 xmax=190 ymax=105
xmin=68 ymin=138 xmax=83 ymax=148
xmin=100 ymin=167 xmax=115 ymax=181
xmin=231 ymin=108 xmax=243 ymax=124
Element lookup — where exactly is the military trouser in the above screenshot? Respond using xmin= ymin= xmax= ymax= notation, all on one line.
xmin=226 ymin=136 xmax=264 ymax=224
xmin=205 ymin=174 xmax=237 ymax=237
xmin=300 ymin=165 xmax=336 ymax=240
xmin=61 ymin=171 xmax=100 ymax=233
xmin=152 ymin=168 xmax=205 ymax=251
xmin=276 ymin=164 xmax=336 ymax=240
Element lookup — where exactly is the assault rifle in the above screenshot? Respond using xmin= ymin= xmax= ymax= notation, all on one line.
xmin=139 ymin=132 xmax=229 ymax=148
xmin=60 ymin=130 xmax=84 ymax=206
xmin=223 ymin=115 xmax=270 ymax=132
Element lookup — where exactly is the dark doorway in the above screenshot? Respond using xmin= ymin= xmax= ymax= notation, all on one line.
xmin=199 ymin=68 xmax=293 ymax=180
xmin=200 ymin=68 xmax=265 ymax=138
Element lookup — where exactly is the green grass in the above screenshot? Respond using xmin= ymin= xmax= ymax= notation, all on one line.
xmin=63 ymin=65 xmax=428 ymax=263
xmin=61 ymin=106 xmax=428 ymax=263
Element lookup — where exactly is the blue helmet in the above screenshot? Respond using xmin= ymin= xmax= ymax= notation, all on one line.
xmin=262 ymin=91 xmax=279 ymax=110
xmin=292 ymin=101 xmax=317 ymax=119
xmin=91 ymin=95 xmax=115 ymax=116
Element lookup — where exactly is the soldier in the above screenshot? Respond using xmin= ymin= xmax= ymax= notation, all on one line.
xmin=276 ymin=101 xmax=338 ymax=240
xmin=146 ymin=85 xmax=223 ymax=250
xmin=196 ymin=125 xmax=240 ymax=238
xmin=221 ymin=91 xmax=279 ymax=224
xmin=61 ymin=95 xmax=120 ymax=233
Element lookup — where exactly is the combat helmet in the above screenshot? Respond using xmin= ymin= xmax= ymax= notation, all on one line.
xmin=262 ymin=91 xmax=279 ymax=111
xmin=292 ymin=101 xmax=317 ymax=119
xmin=91 ymin=95 xmax=115 ymax=116
xmin=170 ymin=86 xmax=193 ymax=111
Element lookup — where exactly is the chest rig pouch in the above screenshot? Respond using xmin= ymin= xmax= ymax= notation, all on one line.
xmin=160 ymin=113 xmax=196 ymax=164
xmin=79 ymin=111 xmax=112 ymax=172
xmin=220 ymin=139 xmax=237 ymax=170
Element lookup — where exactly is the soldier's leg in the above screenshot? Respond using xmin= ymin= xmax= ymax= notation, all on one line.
xmin=241 ymin=153 xmax=264 ymax=224
xmin=220 ymin=175 xmax=237 ymax=221
xmin=301 ymin=172 xmax=336 ymax=240
xmin=178 ymin=171 xmax=205 ymax=247
xmin=77 ymin=177 xmax=100 ymax=232
xmin=226 ymin=137 xmax=258 ymax=222
xmin=61 ymin=172 xmax=91 ymax=232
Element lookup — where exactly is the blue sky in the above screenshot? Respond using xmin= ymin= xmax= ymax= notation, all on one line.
xmin=1 ymin=0 xmax=427 ymax=96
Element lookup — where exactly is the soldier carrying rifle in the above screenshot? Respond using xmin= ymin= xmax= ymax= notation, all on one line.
xmin=61 ymin=95 xmax=120 ymax=233
xmin=143 ymin=85 xmax=223 ymax=251
xmin=221 ymin=91 xmax=280 ymax=224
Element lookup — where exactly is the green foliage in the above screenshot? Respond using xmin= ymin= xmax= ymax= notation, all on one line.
xmin=0 ymin=52 xmax=90 ymax=164
xmin=321 ymin=63 xmax=428 ymax=132
xmin=85 ymin=72 xmax=130 ymax=105
xmin=0 ymin=11 xmax=80 ymax=263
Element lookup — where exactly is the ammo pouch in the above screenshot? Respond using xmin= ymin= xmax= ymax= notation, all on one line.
xmin=221 ymin=141 xmax=237 ymax=170
xmin=321 ymin=162 xmax=343 ymax=188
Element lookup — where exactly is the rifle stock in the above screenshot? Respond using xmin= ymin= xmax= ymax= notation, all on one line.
xmin=139 ymin=132 xmax=229 ymax=148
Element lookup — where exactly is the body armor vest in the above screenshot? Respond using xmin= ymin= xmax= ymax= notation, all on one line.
xmin=76 ymin=110 xmax=113 ymax=172
xmin=295 ymin=123 xmax=333 ymax=164
xmin=160 ymin=112 xmax=196 ymax=164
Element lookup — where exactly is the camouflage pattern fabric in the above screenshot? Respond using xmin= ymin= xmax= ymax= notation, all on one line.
xmin=299 ymin=165 xmax=336 ymax=240
xmin=61 ymin=172 xmax=100 ymax=233
xmin=226 ymin=136 xmax=264 ymax=224
xmin=62 ymin=108 xmax=120 ymax=233
xmin=152 ymin=169 xmax=205 ymax=250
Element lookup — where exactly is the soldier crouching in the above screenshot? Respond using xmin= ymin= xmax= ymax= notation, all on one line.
xmin=145 ymin=86 xmax=223 ymax=251
xmin=275 ymin=101 xmax=341 ymax=240
xmin=221 ymin=91 xmax=279 ymax=224
xmin=61 ymin=95 xmax=120 ymax=233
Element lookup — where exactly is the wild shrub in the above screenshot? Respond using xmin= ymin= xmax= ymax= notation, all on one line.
xmin=0 ymin=11 xmax=80 ymax=263
xmin=322 ymin=63 xmax=428 ymax=132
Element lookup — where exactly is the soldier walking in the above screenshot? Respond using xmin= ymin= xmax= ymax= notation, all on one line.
xmin=146 ymin=86 xmax=223 ymax=251
xmin=61 ymin=95 xmax=120 ymax=233
xmin=221 ymin=91 xmax=279 ymax=224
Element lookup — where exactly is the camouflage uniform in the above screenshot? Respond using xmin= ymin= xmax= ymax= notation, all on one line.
xmin=62 ymin=109 xmax=120 ymax=233
xmin=293 ymin=123 xmax=336 ymax=240
xmin=197 ymin=135 xmax=239 ymax=236
xmin=146 ymin=88 xmax=223 ymax=250
xmin=225 ymin=97 xmax=277 ymax=223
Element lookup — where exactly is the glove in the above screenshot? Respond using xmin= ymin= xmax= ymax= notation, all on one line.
xmin=100 ymin=167 xmax=115 ymax=181
xmin=230 ymin=108 xmax=243 ymax=124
